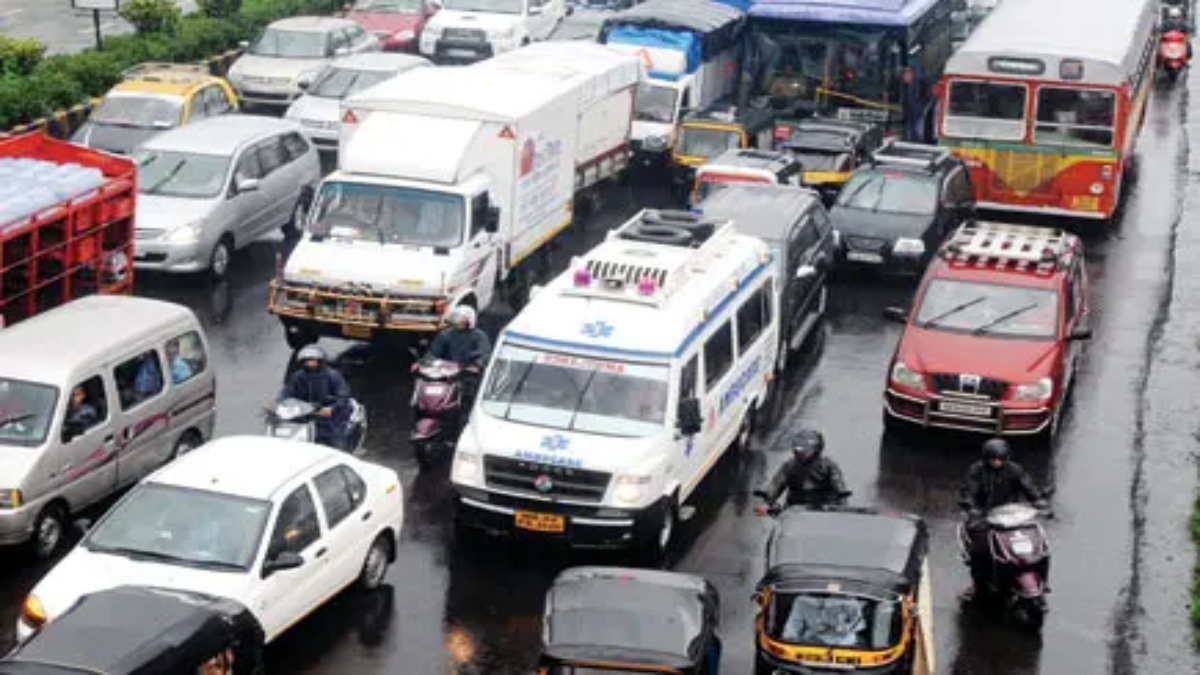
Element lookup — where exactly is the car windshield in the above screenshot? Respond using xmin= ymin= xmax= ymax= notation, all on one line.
xmin=135 ymin=149 xmax=231 ymax=199
xmin=354 ymin=0 xmax=422 ymax=11
xmin=92 ymin=95 xmax=184 ymax=129
xmin=634 ymin=83 xmax=678 ymax=124
xmin=442 ymin=0 xmax=523 ymax=13
xmin=769 ymin=593 xmax=902 ymax=650
xmin=0 ymin=378 xmax=58 ymax=447
xmin=311 ymin=181 xmax=464 ymax=247
xmin=309 ymin=67 xmax=395 ymax=99
xmin=85 ymin=483 xmax=272 ymax=571
xmin=677 ymin=126 xmax=741 ymax=159
xmin=915 ymin=278 xmax=1060 ymax=339
xmin=251 ymin=28 xmax=329 ymax=58
xmin=481 ymin=344 xmax=669 ymax=438
xmin=836 ymin=171 xmax=937 ymax=216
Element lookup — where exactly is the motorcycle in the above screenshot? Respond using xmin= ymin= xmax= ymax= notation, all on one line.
xmin=957 ymin=501 xmax=1052 ymax=630
xmin=265 ymin=397 xmax=368 ymax=453
xmin=752 ymin=489 xmax=852 ymax=517
xmin=1159 ymin=29 xmax=1191 ymax=81
xmin=409 ymin=354 xmax=473 ymax=468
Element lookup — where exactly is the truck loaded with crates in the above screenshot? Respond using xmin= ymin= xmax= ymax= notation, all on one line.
xmin=0 ymin=133 xmax=136 ymax=329
xmin=268 ymin=41 xmax=639 ymax=349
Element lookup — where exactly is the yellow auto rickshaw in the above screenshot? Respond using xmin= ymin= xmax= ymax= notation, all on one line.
xmin=672 ymin=102 xmax=777 ymax=189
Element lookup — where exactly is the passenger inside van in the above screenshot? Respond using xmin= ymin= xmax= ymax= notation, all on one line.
xmin=118 ymin=351 xmax=164 ymax=409
xmin=165 ymin=339 xmax=194 ymax=384
xmin=66 ymin=386 xmax=99 ymax=430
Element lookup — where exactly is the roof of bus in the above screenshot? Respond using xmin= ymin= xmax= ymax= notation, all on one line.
xmin=749 ymin=0 xmax=943 ymax=27
xmin=502 ymin=220 xmax=773 ymax=361
xmin=945 ymin=0 xmax=1157 ymax=87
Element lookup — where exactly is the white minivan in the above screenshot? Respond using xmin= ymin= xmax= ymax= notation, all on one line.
xmin=451 ymin=209 xmax=779 ymax=558
xmin=0 ymin=296 xmax=216 ymax=559
xmin=419 ymin=0 xmax=568 ymax=63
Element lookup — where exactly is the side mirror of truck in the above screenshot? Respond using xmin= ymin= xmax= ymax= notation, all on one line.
xmin=485 ymin=206 xmax=500 ymax=233
xmin=677 ymin=398 xmax=702 ymax=436
xmin=883 ymin=306 xmax=909 ymax=324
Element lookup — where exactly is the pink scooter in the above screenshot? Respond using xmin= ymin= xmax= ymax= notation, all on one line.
xmin=409 ymin=355 xmax=467 ymax=468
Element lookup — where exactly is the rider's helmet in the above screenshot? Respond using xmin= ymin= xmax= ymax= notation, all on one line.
xmin=448 ymin=305 xmax=477 ymax=330
xmin=297 ymin=344 xmax=327 ymax=371
xmin=981 ymin=438 xmax=1010 ymax=467
xmin=791 ymin=429 xmax=825 ymax=464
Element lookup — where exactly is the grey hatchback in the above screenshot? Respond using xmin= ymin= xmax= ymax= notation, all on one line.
xmin=131 ymin=116 xmax=321 ymax=279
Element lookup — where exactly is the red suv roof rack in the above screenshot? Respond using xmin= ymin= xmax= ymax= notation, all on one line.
xmin=940 ymin=221 xmax=1072 ymax=273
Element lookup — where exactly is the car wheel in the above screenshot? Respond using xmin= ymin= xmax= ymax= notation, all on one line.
xmin=172 ymin=430 xmax=203 ymax=460
xmin=358 ymin=534 xmax=392 ymax=590
xmin=209 ymin=236 xmax=233 ymax=281
xmin=637 ymin=497 xmax=677 ymax=566
xmin=733 ymin=411 xmax=755 ymax=453
xmin=30 ymin=503 xmax=68 ymax=560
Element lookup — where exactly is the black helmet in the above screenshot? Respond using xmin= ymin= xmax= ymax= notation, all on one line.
xmin=981 ymin=438 xmax=1010 ymax=463
xmin=791 ymin=429 xmax=825 ymax=461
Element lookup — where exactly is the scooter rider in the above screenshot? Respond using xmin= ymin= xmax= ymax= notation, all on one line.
xmin=280 ymin=345 xmax=352 ymax=450
xmin=754 ymin=430 xmax=848 ymax=514
xmin=427 ymin=305 xmax=490 ymax=406
xmin=959 ymin=438 xmax=1047 ymax=599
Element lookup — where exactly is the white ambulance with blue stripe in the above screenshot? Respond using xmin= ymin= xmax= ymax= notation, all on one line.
xmin=451 ymin=209 xmax=780 ymax=557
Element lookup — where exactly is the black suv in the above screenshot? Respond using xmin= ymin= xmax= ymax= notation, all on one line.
xmin=830 ymin=140 xmax=976 ymax=275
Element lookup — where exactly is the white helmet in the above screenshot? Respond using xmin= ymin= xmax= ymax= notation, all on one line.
xmin=447 ymin=305 xmax=477 ymax=329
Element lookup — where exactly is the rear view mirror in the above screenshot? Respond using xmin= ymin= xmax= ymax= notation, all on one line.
xmin=1068 ymin=326 xmax=1092 ymax=341
xmin=883 ymin=306 xmax=909 ymax=324
xmin=262 ymin=551 xmax=304 ymax=577
xmin=677 ymin=397 xmax=702 ymax=436
xmin=235 ymin=176 xmax=261 ymax=194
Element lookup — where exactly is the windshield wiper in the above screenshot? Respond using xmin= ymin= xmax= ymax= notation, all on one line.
xmin=144 ymin=159 xmax=187 ymax=194
xmin=501 ymin=361 xmax=538 ymax=420
xmin=564 ymin=368 xmax=599 ymax=431
xmin=0 ymin=413 xmax=35 ymax=429
xmin=971 ymin=303 xmax=1039 ymax=335
xmin=921 ymin=296 xmax=986 ymax=329
xmin=97 ymin=545 xmax=241 ymax=569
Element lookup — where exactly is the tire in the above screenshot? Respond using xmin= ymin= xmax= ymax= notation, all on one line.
xmin=282 ymin=195 xmax=309 ymax=239
xmin=172 ymin=431 xmax=203 ymax=460
xmin=358 ymin=534 xmax=392 ymax=590
xmin=29 ymin=503 xmax=68 ymax=560
xmin=209 ymin=236 xmax=233 ymax=282
xmin=637 ymin=497 xmax=677 ymax=566
xmin=754 ymin=655 xmax=773 ymax=675
xmin=733 ymin=411 xmax=755 ymax=454
xmin=414 ymin=440 xmax=432 ymax=469
xmin=1014 ymin=598 xmax=1046 ymax=632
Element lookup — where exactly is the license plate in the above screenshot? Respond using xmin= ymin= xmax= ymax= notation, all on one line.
xmin=446 ymin=48 xmax=476 ymax=58
xmin=342 ymin=324 xmax=372 ymax=339
xmin=1072 ymin=195 xmax=1100 ymax=211
xmin=514 ymin=511 xmax=565 ymax=533
xmin=846 ymin=251 xmax=884 ymax=264
xmin=939 ymin=401 xmax=992 ymax=417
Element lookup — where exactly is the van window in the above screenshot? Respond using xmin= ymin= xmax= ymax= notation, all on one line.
xmin=115 ymin=350 xmax=164 ymax=410
xmin=165 ymin=331 xmax=207 ymax=385
xmin=736 ymin=284 xmax=774 ymax=354
xmin=703 ymin=321 xmax=734 ymax=388
xmin=61 ymin=376 xmax=107 ymax=442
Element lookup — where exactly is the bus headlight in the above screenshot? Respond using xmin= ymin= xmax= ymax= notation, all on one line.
xmin=614 ymin=475 xmax=651 ymax=505
xmin=1089 ymin=182 xmax=1104 ymax=195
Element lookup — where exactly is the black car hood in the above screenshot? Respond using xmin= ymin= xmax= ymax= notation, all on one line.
xmin=74 ymin=123 xmax=160 ymax=155
xmin=830 ymin=207 xmax=933 ymax=241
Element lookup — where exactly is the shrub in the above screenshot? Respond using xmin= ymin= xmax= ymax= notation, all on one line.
xmin=119 ymin=0 xmax=183 ymax=34
xmin=0 ymin=36 xmax=47 ymax=77
xmin=0 ymin=73 xmax=84 ymax=129
xmin=199 ymin=0 xmax=245 ymax=18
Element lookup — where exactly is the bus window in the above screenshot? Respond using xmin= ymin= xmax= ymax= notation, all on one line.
xmin=1033 ymin=88 xmax=1115 ymax=148
xmin=943 ymin=80 xmax=1027 ymax=140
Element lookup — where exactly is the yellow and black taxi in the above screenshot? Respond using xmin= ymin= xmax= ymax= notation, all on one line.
xmin=672 ymin=101 xmax=777 ymax=187
xmin=775 ymin=117 xmax=884 ymax=204
xmin=537 ymin=566 xmax=723 ymax=675
xmin=754 ymin=507 xmax=934 ymax=675
xmin=72 ymin=63 xmax=238 ymax=155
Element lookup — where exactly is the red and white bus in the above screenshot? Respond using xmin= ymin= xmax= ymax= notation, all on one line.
xmin=935 ymin=0 xmax=1157 ymax=221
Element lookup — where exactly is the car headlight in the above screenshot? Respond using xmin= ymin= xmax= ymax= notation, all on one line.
xmin=1012 ymin=377 xmax=1054 ymax=401
xmin=890 ymin=361 xmax=926 ymax=391
xmin=424 ymin=25 xmax=442 ymax=38
xmin=643 ymin=134 xmax=669 ymax=151
xmin=893 ymin=238 xmax=926 ymax=255
xmin=613 ymin=475 xmax=650 ymax=505
xmin=166 ymin=222 xmax=203 ymax=244
xmin=0 ymin=489 xmax=22 ymax=509
xmin=452 ymin=447 xmax=481 ymax=483
xmin=493 ymin=25 xmax=517 ymax=39
xmin=395 ymin=29 xmax=416 ymax=41
xmin=21 ymin=594 xmax=46 ymax=629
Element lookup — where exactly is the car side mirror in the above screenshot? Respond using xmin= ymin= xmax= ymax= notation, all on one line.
xmin=235 ymin=176 xmax=261 ymax=194
xmin=751 ymin=591 xmax=765 ymax=606
xmin=883 ymin=306 xmax=909 ymax=324
xmin=676 ymin=397 xmax=702 ymax=436
xmin=795 ymin=264 xmax=817 ymax=280
xmin=484 ymin=206 xmax=500 ymax=233
xmin=297 ymin=76 xmax=313 ymax=91
xmin=262 ymin=551 xmax=305 ymax=577
xmin=1069 ymin=326 xmax=1093 ymax=341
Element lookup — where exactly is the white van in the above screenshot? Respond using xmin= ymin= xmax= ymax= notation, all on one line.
xmin=451 ymin=209 xmax=779 ymax=557
xmin=0 ymin=296 xmax=216 ymax=559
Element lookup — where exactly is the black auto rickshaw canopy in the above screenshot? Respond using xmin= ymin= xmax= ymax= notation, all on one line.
xmin=0 ymin=586 xmax=265 ymax=675
xmin=539 ymin=566 xmax=721 ymax=673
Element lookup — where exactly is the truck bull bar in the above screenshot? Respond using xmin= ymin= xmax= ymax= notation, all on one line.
xmin=267 ymin=279 xmax=450 ymax=333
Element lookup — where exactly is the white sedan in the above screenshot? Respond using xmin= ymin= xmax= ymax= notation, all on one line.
xmin=18 ymin=436 xmax=404 ymax=644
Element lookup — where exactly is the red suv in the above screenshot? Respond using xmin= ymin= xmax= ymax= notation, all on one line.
xmin=882 ymin=221 xmax=1091 ymax=441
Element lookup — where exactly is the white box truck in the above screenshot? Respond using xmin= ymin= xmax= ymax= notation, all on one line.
xmin=268 ymin=42 xmax=639 ymax=349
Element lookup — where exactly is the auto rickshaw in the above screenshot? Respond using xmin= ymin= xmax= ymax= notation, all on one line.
xmin=1 ymin=586 xmax=265 ymax=675
xmin=774 ymin=118 xmax=884 ymax=204
xmin=753 ymin=507 xmax=935 ymax=675
xmin=537 ymin=566 xmax=723 ymax=674
xmin=672 ymin=102 xmax=778 ymax=190
xmin=689 ymin=148 xmax=803 ymax=207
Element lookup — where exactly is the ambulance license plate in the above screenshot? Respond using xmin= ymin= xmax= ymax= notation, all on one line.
xmin=515 ymin=511 xmax=566 ymax=533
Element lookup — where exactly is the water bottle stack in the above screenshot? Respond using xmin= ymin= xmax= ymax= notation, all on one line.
xmin=0 ymin=158 xmax=106 ymax=234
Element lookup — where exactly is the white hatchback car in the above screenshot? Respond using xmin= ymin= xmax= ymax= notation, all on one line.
xmin=17 ymin=436 xmax=404 ymax=644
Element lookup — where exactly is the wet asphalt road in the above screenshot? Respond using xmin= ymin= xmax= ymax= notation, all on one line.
xmin=2 ymin=65 xmax=1200 ymax=675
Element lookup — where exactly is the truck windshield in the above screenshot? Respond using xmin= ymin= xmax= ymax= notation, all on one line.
xmin=135 ymin=150 xmax=232 ymax=199
xmin=634 ymin=83 xmax=678 ymax=124
xmin=442 ymin=0 xmax=523 ymax=14
xmin=311 ymin=181 xmax=465 ymax=247
xmin=0 ymin=378 xmax=59 ymax=447
xmin=769 ymin=592 xmax=903 ymax=650
xmin=481 ymin=344 xmax=669 ymax=438
xmin=677 ymin=126 xmax=741 ymax=159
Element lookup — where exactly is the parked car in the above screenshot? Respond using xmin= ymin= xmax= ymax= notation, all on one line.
xmin=227 ymin=16 xmax=381 ymax=109
xmin=346 ymin=0 xmax=441 ymax=52
xmin=71 ymin=63 xmax=238 ymax=156
xmin=882 ymin=221 xmax=1092 ymax=442
xmin=18 ymin=436 xmax=405 ymax=645
xmin=830 ymin=139 xmax=976 ymax=275
xmin=131 ymin=115 xmax=322 ymax=279
xmin=284 ymin=52 xmax=429 ymax=152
